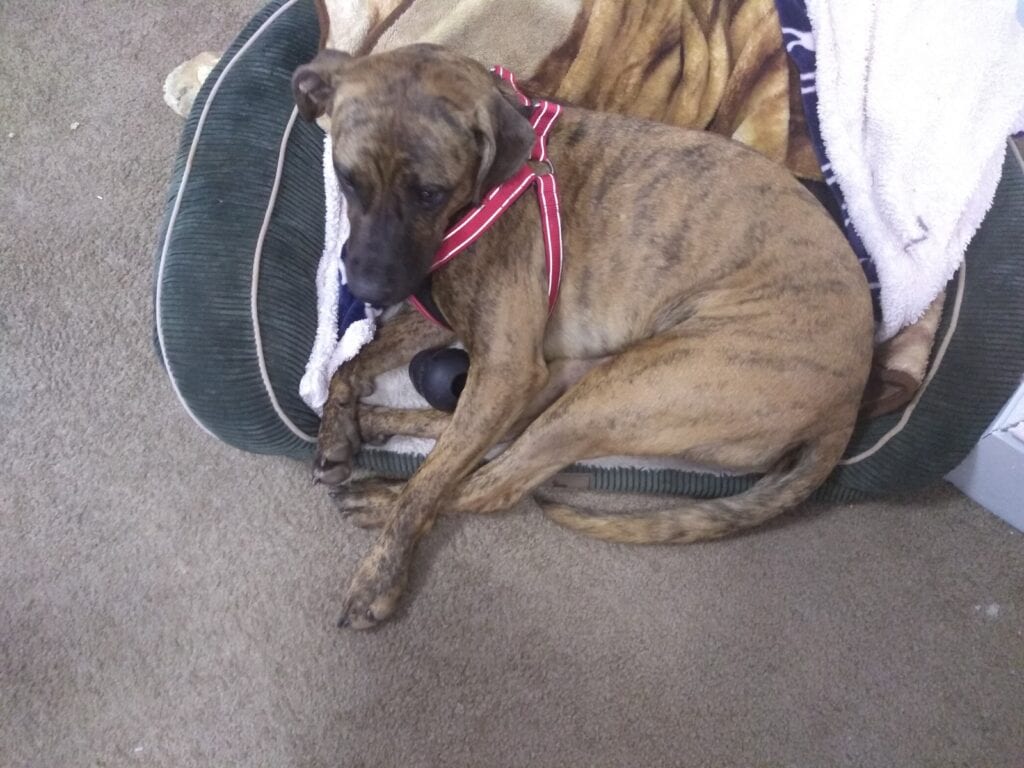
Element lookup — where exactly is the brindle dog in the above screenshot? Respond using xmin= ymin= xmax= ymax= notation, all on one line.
xmin=292 ymin=44 xmax=873 ymax=629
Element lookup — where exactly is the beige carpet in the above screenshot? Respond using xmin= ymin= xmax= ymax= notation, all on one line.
xmin=1 ymin=1 xmax=1022 ymax=766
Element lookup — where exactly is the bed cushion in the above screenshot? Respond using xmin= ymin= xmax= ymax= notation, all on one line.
xmin=154 ymin=0 xmax=323 ymax=458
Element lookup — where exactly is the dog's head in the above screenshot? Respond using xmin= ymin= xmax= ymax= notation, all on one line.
xmin=292 ymin=44 xmax=536 ymax=306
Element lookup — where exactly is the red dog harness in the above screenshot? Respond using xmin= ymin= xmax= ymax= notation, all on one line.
xmin=409 ymin=67 xmax=564 ymax=327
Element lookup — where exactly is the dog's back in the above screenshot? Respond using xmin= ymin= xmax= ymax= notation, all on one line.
xmin=544 ymin=106 xmax=872 ymax=408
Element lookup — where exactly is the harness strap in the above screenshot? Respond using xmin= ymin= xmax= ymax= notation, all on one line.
xmin=409 ymin=67 xmax=564 ymax=327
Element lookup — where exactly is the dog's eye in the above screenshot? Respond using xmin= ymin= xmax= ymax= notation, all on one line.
xmin=412 ymin=185 xmax=448 ymax=210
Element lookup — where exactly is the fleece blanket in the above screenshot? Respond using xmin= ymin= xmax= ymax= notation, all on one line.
xmin=798 ymin=0 xmax=1024 ymax=340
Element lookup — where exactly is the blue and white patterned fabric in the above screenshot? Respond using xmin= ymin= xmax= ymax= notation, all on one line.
xmin=774 ymin=0 xmax=880 ymax=319
xmin=774 ymin=0 xmax=882 ymax=320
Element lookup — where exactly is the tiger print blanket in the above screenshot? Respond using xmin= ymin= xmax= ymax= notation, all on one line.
xmin=317 ymin=0 xmax=821 ymax=179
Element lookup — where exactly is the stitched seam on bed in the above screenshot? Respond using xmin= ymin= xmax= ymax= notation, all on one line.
xmin=839 ymin=264 xmax=966 ymax=466
xmin=155 ymin=0 xmax=301 ymax=442
xmin=251 ymin=107 xmax=318 ymax=442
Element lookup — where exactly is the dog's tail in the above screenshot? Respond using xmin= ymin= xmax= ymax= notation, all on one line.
xmin=539 ymin=431 xmax=850 ymax=544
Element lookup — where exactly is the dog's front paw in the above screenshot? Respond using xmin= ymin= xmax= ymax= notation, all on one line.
xmin=338 ymin=550 xmax=408 ymax=630
xmin=314 ymin=393 xmax=362 ymax=488
xmin=313 ymin=438 xmax=357 ymax=488
xmin=330 ymin=480 xmax=402 ymax=529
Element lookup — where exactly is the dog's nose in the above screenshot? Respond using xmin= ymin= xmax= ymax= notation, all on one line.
xmin=346 ymin=252 xmax=421 ymax=306
xmin=355 ymin=287 xmax=411 ymax=309
xmin=346 ymin=272 xmax=397 ymax=306
xmin=351 ymin=287 xmax=393 ymax=307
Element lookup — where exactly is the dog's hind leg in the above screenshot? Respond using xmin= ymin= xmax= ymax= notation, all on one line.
xmin=355 ymin=357 xmax=602 ymax=445
xmin=447 ymin=330 xmax=859 ymax=541
xmin=334 ymin=356 xmax=609 ymax=527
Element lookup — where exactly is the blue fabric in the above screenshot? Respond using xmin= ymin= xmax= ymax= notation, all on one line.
xmin=774 ymin=0 xmax=883 ymax=320
xmin=335 ymin=246 xmax=368 ymax=332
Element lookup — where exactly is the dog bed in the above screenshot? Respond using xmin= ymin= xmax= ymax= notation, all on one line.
xmin=153 ymin=0 xmax=1024 ymax=501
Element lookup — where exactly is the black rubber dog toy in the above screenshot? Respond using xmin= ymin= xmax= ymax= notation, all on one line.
xmin=409 ymin=347 xmax=470 ymax=413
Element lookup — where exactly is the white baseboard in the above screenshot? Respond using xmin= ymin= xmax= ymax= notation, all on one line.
xmin=947 ymin=377 xmax=1024 ymax=532
xmin=948 ymin=429 xmax=1024 ymax=531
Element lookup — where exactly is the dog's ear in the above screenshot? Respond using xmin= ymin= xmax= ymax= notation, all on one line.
xmin=473 ymin=92 xmax=535 ymax=204
xmin=292 ymin=49 xmax=352 ymax=121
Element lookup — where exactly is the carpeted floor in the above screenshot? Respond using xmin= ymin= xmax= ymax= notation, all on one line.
xmin=1 ymin=2 xmax=1022 ymax=766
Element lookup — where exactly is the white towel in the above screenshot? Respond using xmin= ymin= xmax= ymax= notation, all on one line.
xmin=806 ymin=0 xmax=1024 ymax=340
xmin=299 ymin=133 xmax=380 ymax=414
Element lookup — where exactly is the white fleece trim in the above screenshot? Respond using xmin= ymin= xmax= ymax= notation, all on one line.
xmin=299 ymin=133 xmax=381 ymax=414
